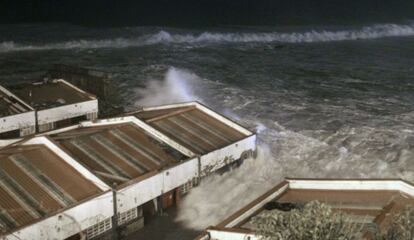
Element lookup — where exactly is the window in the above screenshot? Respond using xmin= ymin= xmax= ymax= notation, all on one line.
xmin=38 ymin=122 xmax=55 ymax=132
xmin=85 ymin=218 xmax=112 ymax=239
xmin=20 ymin=125 xmax=35 ymax=136
xmin=0 ymin=129 xmax=20 ymax=139
xmin=181 ymin=178 xmax=198 ymax=195
xmin=118 ymin=207 xmax=140 ymax=225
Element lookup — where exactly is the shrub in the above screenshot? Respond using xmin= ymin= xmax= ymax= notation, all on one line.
xmin=252 ymin=201 xmax=414 ymax=240
xmin=376 ymin=206 xmax=414 ymax=240
xmin=251 ymin=201 xmax=362 ymax=240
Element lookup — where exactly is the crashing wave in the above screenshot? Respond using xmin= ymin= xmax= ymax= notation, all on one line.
xmin=1 ymin=23 xmax=414 ymax=52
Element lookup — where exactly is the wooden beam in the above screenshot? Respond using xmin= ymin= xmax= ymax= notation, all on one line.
xmin=146 ymin=107 xmax=196 ymax=123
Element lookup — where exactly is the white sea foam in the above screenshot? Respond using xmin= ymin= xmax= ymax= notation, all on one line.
xmin=1 ymin=23 xmax=414 ymax=52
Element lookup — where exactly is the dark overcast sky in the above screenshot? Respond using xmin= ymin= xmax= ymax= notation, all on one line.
xmin=1 ymin=0 xmax=413 ymax=27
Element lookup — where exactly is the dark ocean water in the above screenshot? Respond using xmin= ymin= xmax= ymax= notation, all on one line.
xmin=0 ymin=22 xmax=414 ymax=235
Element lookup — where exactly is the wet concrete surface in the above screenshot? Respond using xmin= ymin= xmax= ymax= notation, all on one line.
xmin=123 ymin=206 xmax=200 ymax=240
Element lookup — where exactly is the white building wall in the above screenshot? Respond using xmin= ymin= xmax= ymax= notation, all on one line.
xmin=3 ymin=191 xmax=113 ymax=240
xmin=0 ymin=111 xmax=36 ymax=135
xmin=200 ymin=135 xmax=256 ymax=176
xmin=287 ymin=179 xmax=414 ymax=197
xmin=162 ymin=158 xmax=199 ymax=193
xmin=116 ymin=158 xmax=198 ymax=212
xmin=37 ymin=99 xmax=98 ymax=126
xmin=117 ymin=173 xmax=164 ymax=213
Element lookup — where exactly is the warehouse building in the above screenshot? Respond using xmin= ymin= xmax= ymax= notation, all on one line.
xmin=44 ymin=108 xmax=255 ymax=238
xmin=0 ymin=98 xmax=256 ymax=239
xmin=48 ymin=116 xmax=194 ymax=237
xmin=195 ymin=178 xmax=414 ymax=240
xmin=5 ymin=79 xmax=98 ymax=134
xmin=0 ymin=86 xmax=35 ymax=138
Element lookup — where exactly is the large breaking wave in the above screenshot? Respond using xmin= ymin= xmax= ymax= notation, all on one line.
xmin=1 ymin=23 xmax=414 ymax=52
xmin=129 ymin=67 xmax=414 ymax=229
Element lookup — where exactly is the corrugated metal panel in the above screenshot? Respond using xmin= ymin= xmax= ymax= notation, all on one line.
xmin=10 ymin=154 xmax=75 ymax=206
xmin=0 ymin=157 xmax=64 ymax=211
xmin=0 ymin=167 xmax=43 ymax=219
xmin=53 ymin=123 xmax=182 ymax=185
xmin=0 ymin=185 xmax=36 ymax=228
xmin=92 ymin=134 xmax=148 ymax=174
xmin=0 ymin=145 xmax=103 ymax=233
xmin=136 ymin=108 xmax=247 ymax=154
xmin=70 ymin=139 xmax=132 ymax=179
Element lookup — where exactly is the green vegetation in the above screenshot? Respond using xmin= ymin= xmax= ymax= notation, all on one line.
xmin=376 ymin=205 xmax=414 ymax=240
xmin=252 ymin=201 xmax=414 ymax=240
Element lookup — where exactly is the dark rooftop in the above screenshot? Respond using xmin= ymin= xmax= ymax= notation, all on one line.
xmin=9 ymin=80 xmax=94 ymax=110
xmin=0 ymin=88 xmax=32 ymax=118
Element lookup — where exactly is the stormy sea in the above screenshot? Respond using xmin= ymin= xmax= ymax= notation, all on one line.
xmin=1 ymin=22 xmax=414 ymax=236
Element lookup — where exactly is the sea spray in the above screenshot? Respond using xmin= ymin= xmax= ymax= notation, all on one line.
xmin=134 ymin=67 xmax=200 ymax=107
xmin=175 ymin=143 xmax=283 ymax=230
xmin=174 ymin=119 xmax=414 ymax=229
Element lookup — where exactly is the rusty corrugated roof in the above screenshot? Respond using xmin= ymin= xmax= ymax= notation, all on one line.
xmin=135 ymin=106 xmax=247 ymax=154
xmin=52 ymin=123 xmax=187 ymax=185
xmin=0 ymin=145 xmax=102 ymax=233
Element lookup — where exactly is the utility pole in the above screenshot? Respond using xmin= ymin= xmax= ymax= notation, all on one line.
xmin=112 ymin=183 xmax=119 ymax=240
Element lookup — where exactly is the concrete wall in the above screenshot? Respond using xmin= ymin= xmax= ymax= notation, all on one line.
xmin=0 ymin=111 xmax=36 ymax=135
xmin=37 ymin=99 xmax=98 ymax=127
xmin=200 ymin=135 xmax=256 ymax=176
xmin=287 ymin=179 xmax=414 ymax=197
xmin=117 ymin=157 xmax=199 ymax=213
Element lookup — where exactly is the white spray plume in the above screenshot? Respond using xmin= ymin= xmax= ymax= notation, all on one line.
xmin=134 ymin=67 xmax=199 ymax=107
xmin=176 ymin=144 xmax=283 ymax=230
xmin=255 ymin=122 xmax=267 ymax=134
